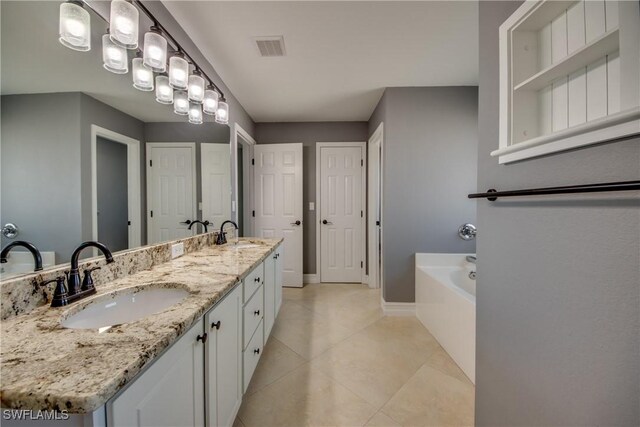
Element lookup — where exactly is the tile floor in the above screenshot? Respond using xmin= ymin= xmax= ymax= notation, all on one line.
xmin=235 ymin=283 xmax=474 ymax=427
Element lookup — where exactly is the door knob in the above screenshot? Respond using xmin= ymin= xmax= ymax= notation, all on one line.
xmin=322 ymin=219 xmax=333 ymax=225
xmin=291 ymin=220 xmax=301 ymax=226
xmin=180 ymin=219 xmax=192 ymax=225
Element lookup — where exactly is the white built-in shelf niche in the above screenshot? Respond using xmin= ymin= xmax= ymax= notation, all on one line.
xmin=497 ymin=0 xmax=639 ymax=164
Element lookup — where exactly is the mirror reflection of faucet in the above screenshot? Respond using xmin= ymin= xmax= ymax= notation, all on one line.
xmin=187 ymin=220 xmax=211 ymax=234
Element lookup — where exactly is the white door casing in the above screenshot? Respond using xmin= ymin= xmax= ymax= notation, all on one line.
xmin=146 ymin=143 xmax=197 ymax=244
xmin=253 ymin=143 xmax=303 ymax=287
xmin=201 ymin=143 xmax=232 ymax=230
xmin=317 ymin=143 xmax=366 ymax=283
xmin=368 ymin=124 xmax=384 ymax=290
xmin=232 ymin=123 xmax=256 ymax=237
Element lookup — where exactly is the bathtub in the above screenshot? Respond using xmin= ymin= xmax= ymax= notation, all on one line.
xmin=415 ymin=253 xmax=475 ymax=383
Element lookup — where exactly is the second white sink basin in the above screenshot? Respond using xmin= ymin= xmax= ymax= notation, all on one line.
xmin=61 ymin=286 xmax=189 ymax=330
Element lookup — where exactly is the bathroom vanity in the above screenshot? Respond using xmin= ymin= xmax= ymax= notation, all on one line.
xmin=0 ymin=236 xmax=283 ymax=427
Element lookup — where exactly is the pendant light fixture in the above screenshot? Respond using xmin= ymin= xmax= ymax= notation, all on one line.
xmin=132 ymin=57 xmax=153 ymax=91
xmin=102 ymin=33 xmax=128 ymax=74
xmin=109 ymin=0 xmax=139 ymax=49
xmin=189 ymin=103 xmax=203 ymax=124
xmin=203 ymin=87 xmax=219 ymax=115
xmin=169 ymin=53 xmax=189 ymax=90
xmin=143 ymin=26 xmax=167 ymax=72
xmin=215 ymin=99 xmax=229 ymax=125
xmin=155 ymin=75 xmax=173 ymax=104
xmin=59 ymin=1 xmax=91 ymax=52
xmin=174 ymin=91 xmax=189 ymax=115
xmin=188 ymin=70 xmax=205 ymax=103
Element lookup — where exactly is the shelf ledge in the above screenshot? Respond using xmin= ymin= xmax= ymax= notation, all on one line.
xmin=514 ymin=28 xmax=619 ymax=92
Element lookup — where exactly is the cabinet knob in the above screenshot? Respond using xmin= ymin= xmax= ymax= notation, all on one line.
xmin=254 ymin=348 xmax=260 ymax=355
xmin=211 ymin=321 xmax=221 ymax=330
xmin=254 ymin=277 xmax=260 ymax=283
xmin=197 ymin=333 xmax=208 ymax=343
xmin=254 ymin=309 xmax=260 ymax=316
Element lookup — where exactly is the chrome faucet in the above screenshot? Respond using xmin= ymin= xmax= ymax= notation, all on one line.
xmin=0 ymin=241 xmax=43 ymax=272
xmin=466 ymin=255 xmax=476 ymax=263
xmin=67 ymin=241 xmax=114 ymax=296
xmin=188 ymin=220 xmax=210 ymax=234
xmin=216 ymin=220 xmax=238 ymax=245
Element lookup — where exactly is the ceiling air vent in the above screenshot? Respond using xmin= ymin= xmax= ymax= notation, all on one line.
xmin=254 ymin=36 xmax=286 ymax=57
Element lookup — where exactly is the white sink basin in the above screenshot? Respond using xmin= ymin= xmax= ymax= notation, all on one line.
xmin=232 ymin=243 xmax=260 ymax=249
xmin=61 ymin=287 xmax=190 ymax=330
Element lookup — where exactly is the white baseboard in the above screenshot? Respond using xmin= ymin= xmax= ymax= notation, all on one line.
xmin=303 ymin=274 xmax=319 ymax=284
xmin=381 ymin=296 xmax=416 ymax=317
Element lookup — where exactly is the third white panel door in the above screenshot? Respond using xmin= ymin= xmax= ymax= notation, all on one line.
xmin=320 ymin=146 xmax=363 ymax=283
xmin=147 ymin=144 xmax=196 ymax=244
xmin=254 ymin=143 xmax=303 ymax=287
xmin=201 ymin=143 xmax=231 ymax=230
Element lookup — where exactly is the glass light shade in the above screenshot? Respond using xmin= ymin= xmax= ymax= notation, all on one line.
xmin=155 ymin=75 xmax=173 ymax=104
xmin=189 ymin=103 xmax=203 ymax=124
xmin=203 ymin=89 xmax=219 ymax=115
xmin=59 ymin=2 xmax=90 ymax=52
xmin=188 ymin=74 xmax=205 ymax=103
xmin=102 ymin=34 xmax=128 ymax=74
xmin=215 ymin=101 xmax=229 ymax=124
xmin=169 ymin=55 xmax=189 ymax=90
xmin=109 ymin=0 xmax=139 ymax=49
xmin=132 ymin=58 xmax=153 ymax=91
xmin=174 ymin=91 xmax=189 ymax=115
xmin=143 ymin=30 xmax=167 ymax=72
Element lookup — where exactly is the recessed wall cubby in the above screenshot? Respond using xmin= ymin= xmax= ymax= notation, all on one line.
xmin=497 ymin=0 xmax=639 ymax=164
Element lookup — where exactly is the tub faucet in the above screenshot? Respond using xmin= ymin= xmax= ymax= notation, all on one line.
xmin=0 ymin=241 xmax=43 ymax=271
xmin=216 ymin=220 xmax=238 ymax=245
xmin=67 ymin=241 xmax=114 ymax=296
xmin=188 ymin=220 xmax=210 ymax=234
xmin=466 ymin=255 xmax=476 ymax=264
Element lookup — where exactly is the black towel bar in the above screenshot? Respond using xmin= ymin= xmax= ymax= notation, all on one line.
xmin=468 ymin=180 xmax=640 ymax=201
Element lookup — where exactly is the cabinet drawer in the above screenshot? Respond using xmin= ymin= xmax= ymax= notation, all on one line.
xmin=243 ymin=263 xmax=264 ymax=303
xmin=243 ymin=285 xmax=263 ymax=349
xmin=243 ymin=320 xmax=264 ymax=392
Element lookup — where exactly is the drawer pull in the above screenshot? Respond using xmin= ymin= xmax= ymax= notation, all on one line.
xmin=211 ymin=321 xmax=221 ymax=330
xmin=254 ymin=309 xmax=261 ymax=316
xmin=254 ymin=348 xmax=260 ymax=355
xmin=254 ymin=277 xmax=260 ymax=283
xmin=197 ymin=333 xmax=208 ymax=343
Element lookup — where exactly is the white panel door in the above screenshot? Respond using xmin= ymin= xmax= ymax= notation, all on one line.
xmin=319 ymin=146 xmax=363 ymax=283
xmin=202 ymin=143 xmax=231 ymax=230
xmin=254 ymin=144 xmax=303 ymax=287
xmin=147 ymin=144 xmax=196 ymax=244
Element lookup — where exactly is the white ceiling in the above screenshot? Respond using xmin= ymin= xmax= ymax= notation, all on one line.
xmin=163 ymin=1 xmax=479 ymax=123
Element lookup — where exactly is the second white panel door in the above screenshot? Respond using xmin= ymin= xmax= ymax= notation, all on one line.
xmin=254 ymin=143 xmax=303 ymax=287
xmin=201 ymin=143 xmax=231 ymax=230
xmin=319 ymin=145 xmax=364 ymax=283
xmin=147 ymin=144 xmax=196 ymax=244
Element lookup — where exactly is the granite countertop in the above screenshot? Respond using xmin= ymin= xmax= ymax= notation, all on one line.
xmin=0 ymin=238 xmax=282 ymax=413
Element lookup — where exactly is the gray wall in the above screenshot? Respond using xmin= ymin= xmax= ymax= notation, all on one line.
xmin=368 ymin=87 xmax=478 ymax=303
xmin=1 ymin=93 xmax=82 ymax=263
xmin=144 ymin=122 xmax=230 ymax=225
xmin=80 ymin=93 xmax=146 ymax=245
xmin=255 ymin=122 xmax=369 ymax=274
xmin=476 ymin=2 xmax=640 ymax=425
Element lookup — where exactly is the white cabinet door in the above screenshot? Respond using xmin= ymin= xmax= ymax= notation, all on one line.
xmin=253 ymin=144 xmax=303 ymax=287
xmin=108 ymin=320 xmax=205 ymax=427
xmin=205 ymin=285 xmax=242 ymax=427
xmin=275 ymin=245 xmax=283 ymax=315
xmin=263 ymin=253 xmax=276 ymax=340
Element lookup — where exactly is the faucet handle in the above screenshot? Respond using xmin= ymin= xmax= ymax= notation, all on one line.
xmin=41 ymin=276 xmax=69 ymax=307
xmin=81 ymin=267 xmax=101 ymax=291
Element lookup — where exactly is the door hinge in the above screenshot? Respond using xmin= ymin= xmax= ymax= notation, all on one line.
xmin=252 ymin=158 xmax=255 ymax=165
xmin=252 ymin=210 xmax=255 ymax=217
xmin=361 ymin=261 xmax=363 ymax=268
xmin=361 ymin=159 xmax=363 ymax=167
xmin=361 ymin=210 xmax=363 ymax=218
xmin=150 ymin=210 xmax=153 ymax=218
xmin=149 ymin=160 xmax=152 ymax=167
xmin=128 ymin=220 xmax=131 ymax=226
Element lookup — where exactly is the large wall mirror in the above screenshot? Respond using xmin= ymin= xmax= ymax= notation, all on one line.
xmin=1 ymin=1 xmax=233 ymax=279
